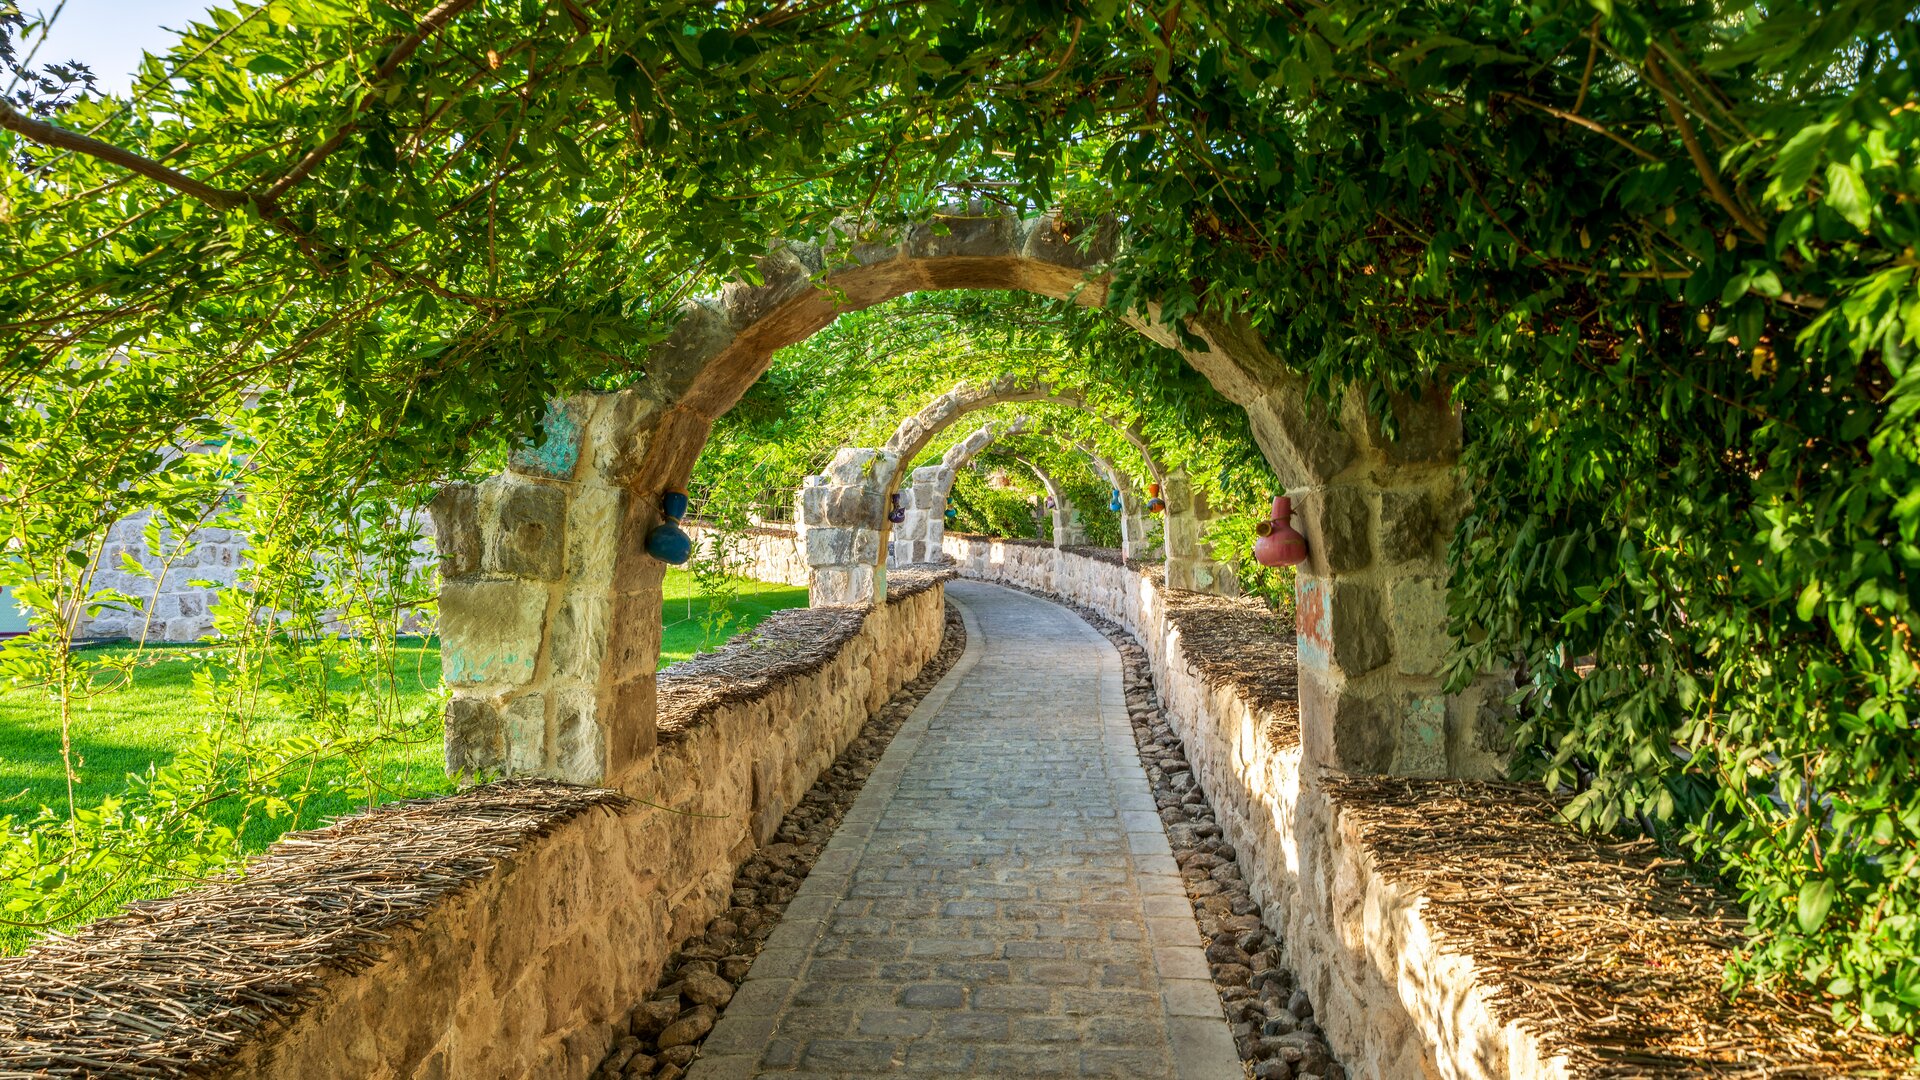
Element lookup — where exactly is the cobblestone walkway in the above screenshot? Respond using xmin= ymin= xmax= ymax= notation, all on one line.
xmin=688 ymin=580 xmax=1241 ymax=1079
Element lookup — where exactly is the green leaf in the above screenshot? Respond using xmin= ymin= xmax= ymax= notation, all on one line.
xmin=1798 ymin=879 xmax=1835 ymax=934
xmin=1796 ymin=580 xmax=1821 ymax=621
xmin=246 ymin=55 xmax=298 ymax=77
xmin=1822 ymin=163 xmax=1871 ymax=232
xmin=1766 ymin=121 xmax=1835 ymax=204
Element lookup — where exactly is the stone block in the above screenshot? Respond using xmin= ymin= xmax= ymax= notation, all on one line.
xmin=504 ymin=693 xmax=547 ymax=773
xmin=484 ymin=479 xmax=567 ymax=581
xmin=1021 ymin=211 xmax=1119 ymax=270
xmin=445 ymin=695 xmax=505 ymax=773
xmin=579 ymin=389 xmax=661 ymax=483
xmin=811 ymin=566 xmax=875 ymax=606
xmin=565 ymin=485 xmax=626 ymax=582
xmin=1329 ymin=579 xmax=1389 ymax=676
xmin=823 ymin=447 xmax=896 ymax=489
xmin=1388 ymin=576 xmax=1448 ymax=677
xmin=1446 ymin=679 xmax=1513 ymax=780
xmin=1391 ymin=696 xmax=1447 ymax=777
xmin=1299 ymin=486 xmax=1372 ymax=574
xmin=429 ymin=483 xmax=481 ymax=579
xmin=800 ymin=483 xmax=882 ymax=529
xmin=662 ymin=298 xmax=739 ymax=383
xmin=804 ymin=527 xmax=855 ymax=566
xmin=555 ymin=692 xmax=606 ymax=784
xmin=1368 ymin=387 xmax=1461 ymax=466
xmin=1163 ymin=511 xmax=1200 ymax=558
xmin=1245 ymin=389 xmax=1358 ymax=486
xmin=549 ymin=595 xmax=608 ymax=681
xmin=850 ymin=527 xmax=882 ymax=566
xmin=1331 ymin=693 xmax=1396 ymax=775
xmin=441 ymin=580 xmax=549 ymax=687
xmin=1378 ymin=490 xmax=1438 ymax=566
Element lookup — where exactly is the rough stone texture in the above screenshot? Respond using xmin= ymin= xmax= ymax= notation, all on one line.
xmin=1160 ymin=471 xmax=1239 ymax=597
xmin=688 ymin=582 xmax=1240 ymax=1079
xmin=179 ymin=582 xmax=946 ymax=1080
xmin=795 ymin=449 xmax=900 ymax=606
xmin=434 ymin=387 xmax=672 ymax=786
xmin=683 ymin=524 xmax=811 ymax=588
xmin=943 ymin=540 xmax=1555 ymax=1080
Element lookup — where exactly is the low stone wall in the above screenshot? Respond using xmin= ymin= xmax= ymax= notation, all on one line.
xmin=76 ymin=509 xmax=439 ymax=642
xmin=0 ymin=576 xmax=949 ymax=1080
xmin=682 ymin=523 xmax=809 ymax=588
xmin=944 ymin=535 xmax=1558 ymax=1078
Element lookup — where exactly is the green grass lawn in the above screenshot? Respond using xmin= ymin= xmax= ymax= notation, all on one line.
xmin=0 ymin=569 xmax=808 ymax=953
xmin=658 ymin=571 xmax=809 ymax=668
xmin=0 ymin=639 xmax=452 ymax=833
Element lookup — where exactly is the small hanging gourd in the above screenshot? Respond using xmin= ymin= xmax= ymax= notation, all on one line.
xmin=1253 ymin=495 xmax=1308 ymax=567
xmin=645 ymin=490 xmax=694 ymax=564
xmin=1146 ymin=482 xmax=1166 ymax=514
xmin=1109 ymin=488 xmax=1123 ymax=513
xmin=887 ymin=491 xmax=906 ymax=524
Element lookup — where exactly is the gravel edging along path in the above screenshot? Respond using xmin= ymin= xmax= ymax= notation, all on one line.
xmin=990 ymin=579 xmax=1346 ymax=1080
xmin=591 ymin=603 xmax=967 ymax=1080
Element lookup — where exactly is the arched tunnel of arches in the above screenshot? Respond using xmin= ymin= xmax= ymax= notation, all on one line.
xmin=793 ymin=377 xmax=1235 ymax=605
xmin=432 ymin=207 xmax=1497 ymax=796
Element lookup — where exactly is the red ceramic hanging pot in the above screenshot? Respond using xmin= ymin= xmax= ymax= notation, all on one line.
xmin=1146 ymin=482 xmax=1166 ymax=514
xmin=1254 ymin=495 xmax=1308 ymax=567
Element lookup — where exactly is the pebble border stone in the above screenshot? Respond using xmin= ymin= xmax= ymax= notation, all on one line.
xmin=988 ymin=579 xmax=1348 ymax=1080
xmin=589 ymin=603 xmax=968 ymax=1080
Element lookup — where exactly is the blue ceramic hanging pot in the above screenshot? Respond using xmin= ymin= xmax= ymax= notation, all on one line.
xmin=645 ymin=490 xmax=693 ymax=564
xmin=888 ymin=492 xmax=906 ymax=524
xmin=1109 ymin=488 xmax=1123 ymax=513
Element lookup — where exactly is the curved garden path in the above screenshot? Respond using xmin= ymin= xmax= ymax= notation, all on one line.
xmin=687 ymin=580 xmax=1241 ymax=1079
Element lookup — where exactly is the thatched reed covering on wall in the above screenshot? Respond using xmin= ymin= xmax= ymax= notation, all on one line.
xmin=0 ymin=781 xmax=627 ymax=1079
xmin=1328 ymin=776 xmax=1914 ymax=1077
xmin=1150 ymin=567 xmax=1300 ymax=748
xmin=1060 ymin=544 xmax=1125 ymax=566
xmin=654 ymin=566 xmax=951 ymax=741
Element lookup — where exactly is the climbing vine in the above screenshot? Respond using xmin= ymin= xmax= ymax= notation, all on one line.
xmin=0 ymin=0 xmax=1915 ymax=1032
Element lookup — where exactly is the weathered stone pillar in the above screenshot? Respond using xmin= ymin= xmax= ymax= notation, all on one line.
xmin=798 ymin=447 xmax=896 ymax=605
xmin=1249 ymin=385 xmax=1501 ymax=779
xmin=889 ymin=464 xmax=948 ymax=565
xmin=433 ymin=392 xmax=666 ymax=787
xmin=1120 ymin=500 xmax=1149 ymax=562
xmin=1160 ymin=470 xmax=1239 ymax=596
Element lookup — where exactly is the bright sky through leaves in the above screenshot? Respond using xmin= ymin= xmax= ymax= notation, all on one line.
xmin=20 ymin=0 xmax=211 ymax=95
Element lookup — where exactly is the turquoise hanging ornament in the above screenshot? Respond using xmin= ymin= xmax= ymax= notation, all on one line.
xmin=645 ymin=490 xmax=693 ymax=564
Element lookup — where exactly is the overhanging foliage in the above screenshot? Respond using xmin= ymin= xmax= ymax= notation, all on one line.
xmin=1 ymin=0 xmax=1915 ymax=1034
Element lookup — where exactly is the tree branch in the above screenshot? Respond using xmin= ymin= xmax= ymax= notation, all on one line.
xmin=0 ymin=100 xmax=247 ymax=210
xmin=1644 ymin=54 xmax=1766 ymax=243
xmin=1502 ymin=94 xmax=1660 ymax=163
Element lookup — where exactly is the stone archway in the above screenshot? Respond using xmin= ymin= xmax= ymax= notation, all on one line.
xmin=432 ymin=203 xmax=1482 ymax=792
xmin=892 ymin=415 xmax=1160 ymax=563
xmin=1007 ymin=454 xmax=1085 ymax=548
xmin=795 ymin=375 xmax=1205 ymax=594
